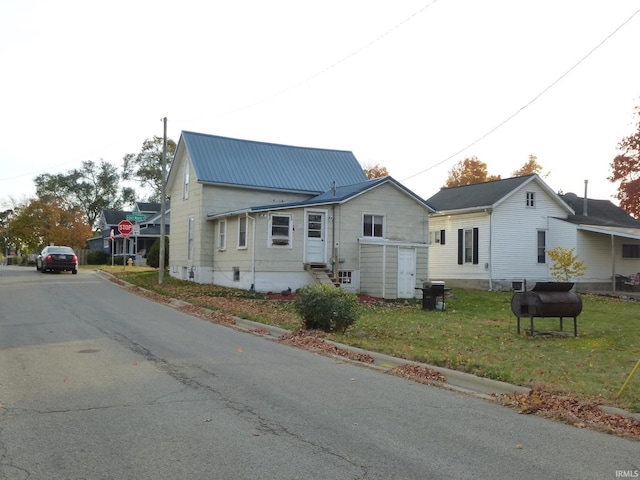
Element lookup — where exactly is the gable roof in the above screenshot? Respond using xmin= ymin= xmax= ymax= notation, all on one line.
xmin=207 ymin=176 xmax=434 ymax=219
xmin=174 ymin=131 xmax=368 ymax=194
xmin=426 ymin=174 xmax=571 ymax=214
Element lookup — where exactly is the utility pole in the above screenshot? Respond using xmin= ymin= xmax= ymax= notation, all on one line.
xmin=159 ymin=117 xmax=167 ymax=284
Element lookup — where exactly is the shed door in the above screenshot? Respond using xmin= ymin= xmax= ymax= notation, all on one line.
xmin=398 ymin=248 xmax=416 ymax=298
xmin=305 ymin=212 xmax=325 ymax=263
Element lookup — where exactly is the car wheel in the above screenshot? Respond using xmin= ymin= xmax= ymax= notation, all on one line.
xmin=41 ymin=267 xmax=46 ymax=273
xmin=72 ymin=269 xmax=78 ymax=274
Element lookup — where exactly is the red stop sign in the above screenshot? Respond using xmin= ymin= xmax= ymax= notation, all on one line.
xmin=118 ymin=220 xmax=133 ymax=237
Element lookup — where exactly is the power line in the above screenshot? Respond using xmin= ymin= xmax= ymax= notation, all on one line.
xmin=402 ymin=7 xmax=640 ymax=182
xmin=180 ymin=1 xmax=439 ymax=123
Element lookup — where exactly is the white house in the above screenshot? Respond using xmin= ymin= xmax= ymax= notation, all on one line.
xmin=165 ymin=131 xmax=434 ymax=299
xmin=426 ymin=174 xmax=640 ymax=291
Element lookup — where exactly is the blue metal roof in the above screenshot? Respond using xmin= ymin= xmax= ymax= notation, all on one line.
xmin=181 ymin=131 xmax=368 ymax=193
xmin=206 ymin=176 xmax=434 ymax=218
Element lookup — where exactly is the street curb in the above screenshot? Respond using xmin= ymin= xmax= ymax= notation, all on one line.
xmin=95 ymin=269 xmax=640 ymax=421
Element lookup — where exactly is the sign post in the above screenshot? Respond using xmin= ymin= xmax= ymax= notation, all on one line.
xmin=118 ymin=220 xmax=133 ymax=269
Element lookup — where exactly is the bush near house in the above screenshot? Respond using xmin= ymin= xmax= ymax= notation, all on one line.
xmin=87 ymin=250 xmax=110 ymax=265
xmin=147 ymin=236 xmax=169 ymax=268
xmin=293 ymin=283 xmax=360 ymax=333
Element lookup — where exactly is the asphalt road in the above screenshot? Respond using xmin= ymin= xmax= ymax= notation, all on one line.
xmin=0 ymin=266 xmax=638 ymax=480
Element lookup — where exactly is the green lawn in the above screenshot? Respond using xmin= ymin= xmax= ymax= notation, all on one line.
xmin=101 ymin=267 xmax=640 ymax=412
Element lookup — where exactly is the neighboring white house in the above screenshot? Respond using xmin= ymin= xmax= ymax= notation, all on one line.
xmin=426 ymin=174 xmax=640 ymax=292
xmin=165 ymin=131 xmax=434 ymax=299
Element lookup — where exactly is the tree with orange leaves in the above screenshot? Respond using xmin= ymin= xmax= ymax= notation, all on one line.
xmin=444 ymin=156 xmax=501 ymax=187
xmin=512 ymin=154 xmax=549 ymax=178
xmin=363 ymin=162 xmax=389 ymax=179
xmin=7 ymin=198 xmax=92 ymax=253
xmin=609 ymin=105 xmax=640 ymax=218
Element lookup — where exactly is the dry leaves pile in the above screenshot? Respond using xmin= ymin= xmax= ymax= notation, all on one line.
xmin=128 ymin=285 xmax=170 ymax=304
xmin=279 ymin=331 xmax=374 ymax=364
xmin=388 ymin=364 xmax=447 ymax=384
xmin=494 ymin=387 xmax=640 ymax=439
xmin=177 ymin=304 xmax=236 ymax=325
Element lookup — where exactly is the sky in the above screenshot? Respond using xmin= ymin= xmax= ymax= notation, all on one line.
xmin=1 ymin=0 xmax=639 ymax=209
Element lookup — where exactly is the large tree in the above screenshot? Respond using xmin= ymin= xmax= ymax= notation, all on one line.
xmin=123 ymin=136 xmax=177 ymax=202
xmin=35 ymin=160 xmax=133 ymax=229
xmin=444 ymin=156 xmax=501 ymax=187
xmin=609 ymin=105 xmax=640 ymax=218
xmin=7 ymin=198 xmax=92 ymax=252
xmin=512 ymin=154 xmax=548 ymax=178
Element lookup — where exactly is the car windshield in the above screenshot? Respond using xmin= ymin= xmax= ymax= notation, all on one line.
xmin=48 ymin=247 xmax=74 ymax=254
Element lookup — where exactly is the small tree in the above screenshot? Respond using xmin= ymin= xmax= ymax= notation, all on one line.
xmin=147 ymin=236 xmax=169 ymax=268
xmin=546 ymin=247 xmax=587 ymax=282
xmin=293 ymin=284 xmax=360 ymax=333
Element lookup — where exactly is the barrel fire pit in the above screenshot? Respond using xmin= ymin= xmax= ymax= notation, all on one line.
xmin=511 ymin=282 xmax=582 ymax=337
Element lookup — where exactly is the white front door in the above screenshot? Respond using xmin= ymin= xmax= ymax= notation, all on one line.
xmin=398 ymin=247 xmax=416 ymax=298
xmin=305 ymin=211 xmax=326 ymax=263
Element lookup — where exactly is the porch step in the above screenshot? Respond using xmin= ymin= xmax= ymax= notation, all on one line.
xmin=305 ymin=263 xmax=340 ymax=287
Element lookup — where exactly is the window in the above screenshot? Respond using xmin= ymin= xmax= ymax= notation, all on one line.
xmin=338 ymin=271 xmax=352 ymax=284
xmin=233 ymin=266 xmax=240 ymax=282
xmin=622 ymin=244 xmax=640 ymax=258
xmin=238 ymin=216 xmax=247 ymax=249
xmin=187 ymin=217 xmax=194 ymax=260
xmin=183 ymin=165 xmax=190 ymax=200
xmin=457 ymin=228 xmax=479 ymax=264
xmin=526 ymin=191 xmax=535 ymax=207
xmin=270 ymin=214 xmax=291 ymax=246
xmin=537 ymin=230 xmax=546 ymax=263
xmin=363 ymin=214 xmax=384 ymax=238
xmin=430 ymin=230 xmax=446 ymax=245
xmin=218 ymin=220 xmax=226 ymax=250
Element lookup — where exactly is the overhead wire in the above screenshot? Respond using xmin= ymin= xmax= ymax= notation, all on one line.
xmin=179 ymin=1 xmax=440 ymax=123
xmin=402 ymin=7 xmax=640 ymax=182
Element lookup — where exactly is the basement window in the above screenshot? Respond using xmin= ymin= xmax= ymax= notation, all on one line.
xmin=338 ymin=271 xmax=352 ymax=284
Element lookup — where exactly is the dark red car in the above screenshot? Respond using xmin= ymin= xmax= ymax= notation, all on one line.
xmin=36 ymin=246 xmax=78 ymax=274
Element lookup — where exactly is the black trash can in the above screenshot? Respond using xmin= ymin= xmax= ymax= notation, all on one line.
xmin=419 ymin=281 xmax=445 ymax=310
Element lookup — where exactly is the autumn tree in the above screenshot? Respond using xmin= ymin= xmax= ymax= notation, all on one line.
xmin=363 ymin=162 xmax=389 ymax=179
xmin=546 ymin=247 xmax=587 ymax=282
xmin=445 ymin=156 xmax=501 ymax=187
xmin=512 ymin=155 xmax=549 ymax=178
xmin=123 ymin=135 xmax=177 ymax=201
xmin=0 ymin=208 xmax=14 ymax=257
xmin=609 ymin=105 xmax=640 ymax=218
xmin=35 ymin=160 xmax=133 ymax=229
xmin=7 ymin=198 xmax=92 ymax=252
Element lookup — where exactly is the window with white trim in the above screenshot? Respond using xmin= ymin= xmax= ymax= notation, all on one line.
xmin=187 ymin=217 xmax=194 ymax=260
xmin=363 ymin=214 xmax=384 ymax=238
xmin=218 ymin=220 xmax=226 ymax=251
xmin=269 ymin=214 xmax=292 ymax=247
xmin=537 ymin=230 xmax=546 ymax=263
xmin=238 ymin=216 xmax=247 ymax=249
xmin=526 ymin=191 xmax=535 ymax=207
xmin=430 ymin=230 xmax=446 ymax=245
xmin=183 ymin=165 xmax=190 ymax=200
xmin=457 ymin=228 xmax=479 ymax=264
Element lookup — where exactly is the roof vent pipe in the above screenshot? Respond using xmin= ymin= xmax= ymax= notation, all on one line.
xmin=332 ymin=180 xmax=336 ymax=198
xmin=583 ymin=180 xmax=588 ymax=216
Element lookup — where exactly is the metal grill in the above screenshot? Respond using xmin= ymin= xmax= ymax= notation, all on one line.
xmin=511 ymin=282 xmax=582 ymax=336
